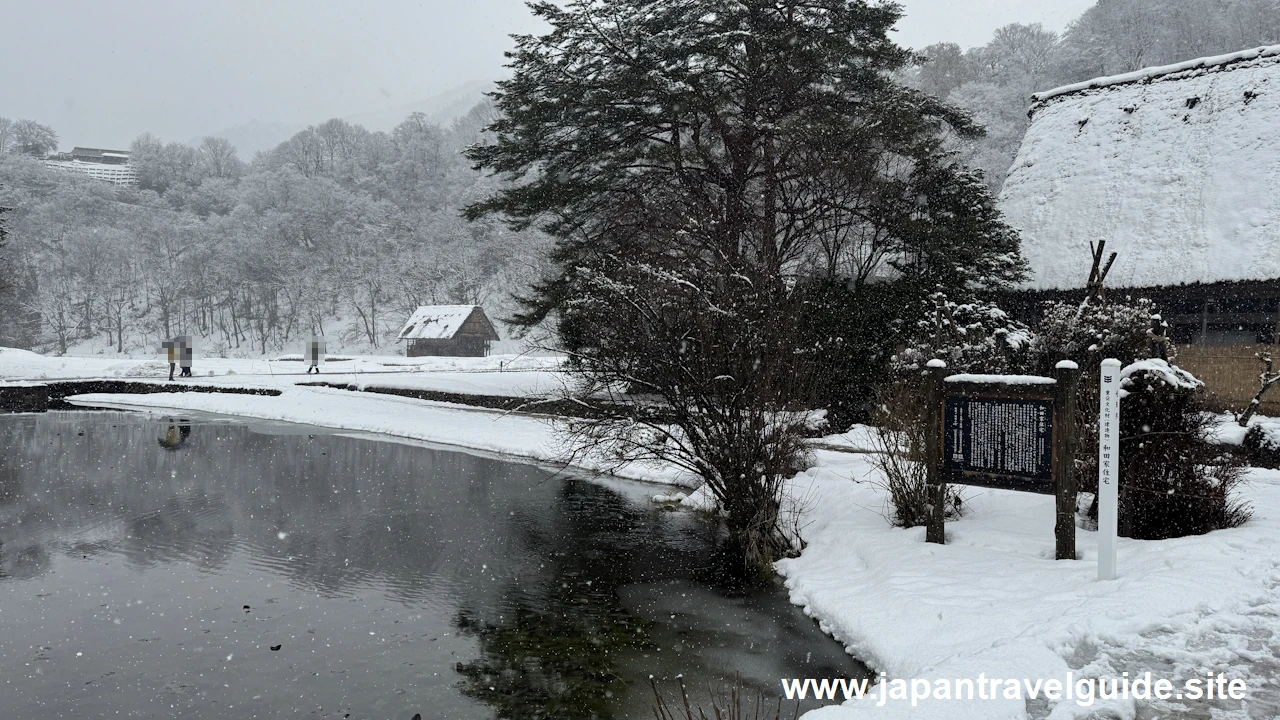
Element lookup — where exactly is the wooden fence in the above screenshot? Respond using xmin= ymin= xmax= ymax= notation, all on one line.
xmin=1175 ymin=345 xmax=1280 ymax=416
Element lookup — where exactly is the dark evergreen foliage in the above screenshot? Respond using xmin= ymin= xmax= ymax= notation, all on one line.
xmin=795 ymin=280 xmax=913 ymax=428
xmin=1118 ymin=364 xmax=1250 ymax=539
xmin=467 ymin=0 xmax=1025 ymax=332
xmin=464 ymin=0 xmax=1030 ymax=575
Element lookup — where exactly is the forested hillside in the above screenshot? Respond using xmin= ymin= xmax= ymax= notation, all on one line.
xmin=3 ymin=0 xmax=1276 ymax=356
xmin=913 ymin=0 xmax=1280 ymax=190
xmin=0 ymin=102 xmax=548 ymax=355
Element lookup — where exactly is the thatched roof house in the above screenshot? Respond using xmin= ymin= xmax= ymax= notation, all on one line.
xmin=397 ymin=305 xmax=500 ymax=357
xmin=1000 ymin=45 xmax=1280 ymax=346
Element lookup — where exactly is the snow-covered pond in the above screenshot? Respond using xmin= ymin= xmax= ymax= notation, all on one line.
xmin=0 ymin=411 xmax=863 ymax=718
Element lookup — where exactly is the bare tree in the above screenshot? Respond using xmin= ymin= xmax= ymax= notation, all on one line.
xmin=1238 ymin=352 xmax=1280 ymax=427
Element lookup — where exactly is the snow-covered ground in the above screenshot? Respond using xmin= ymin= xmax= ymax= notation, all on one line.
xmin=781 ymin=451 xmax=1278 ymax=720
xmin=5 ymin=347 xmax=1277 ymax=719
xmin=0 ymin=346 xmax=565 ymax=398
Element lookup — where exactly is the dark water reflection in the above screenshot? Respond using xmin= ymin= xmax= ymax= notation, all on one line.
xmin=0 ymin=411 xmax=862 ymax=718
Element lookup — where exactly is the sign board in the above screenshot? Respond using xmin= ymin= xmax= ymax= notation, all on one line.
xmin=944 ymin=396 xmax=1054 ymax=490
xmin=924 ymin=362 xmax=1080 ymax=560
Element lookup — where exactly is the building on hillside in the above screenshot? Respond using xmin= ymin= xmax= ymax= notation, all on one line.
xmin=999 ymin=45 xmax=1280 ymax=410
xmin=397 ymin=305 xmax=500 ymax=357
xmin=44 ymin=147 xmax=138 ymax=186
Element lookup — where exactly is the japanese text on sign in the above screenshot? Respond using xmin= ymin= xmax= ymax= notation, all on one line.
xmin=944 ymin=397 xmax=1054 ymax=481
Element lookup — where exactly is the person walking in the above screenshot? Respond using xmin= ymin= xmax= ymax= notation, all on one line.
xmin=305 ymin=336 xmax=326 ymax=374
xmin=163 ymin=338 xmax=178 ymax=381
xmin=178 ymin=335 xmax=193 ymax=377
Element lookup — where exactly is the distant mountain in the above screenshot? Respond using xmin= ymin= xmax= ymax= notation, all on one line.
xmin=343 ymin=79 xmax=492 ymax=133
xmin=196 ymin=120 xmax=305 ymax=160
xmin=200 ymin=80 xmax=492 ymax=159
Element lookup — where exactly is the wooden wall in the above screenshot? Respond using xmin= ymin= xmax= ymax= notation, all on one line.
xmin=406 ymin=336 xmax=490 ymax=357
xmin=1176 ymin=345 xmax=1280 ymax=416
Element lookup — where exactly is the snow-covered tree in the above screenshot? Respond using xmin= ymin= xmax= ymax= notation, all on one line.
xmin=893 ymin=292 xmax=1033 ymax=375
xmin=0 ymin=118 xmax=15 ymax=155
xmin=197 ymin=136 xmax=243 ymax=180
xmin=464 ymin=0 xmax=1028 ymax=575
xmin=10 ymin=120 xmax=58 ymax=158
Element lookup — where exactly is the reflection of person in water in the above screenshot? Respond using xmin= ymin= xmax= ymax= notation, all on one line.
xmin=157 ymin=422 xmax=192 ymax=450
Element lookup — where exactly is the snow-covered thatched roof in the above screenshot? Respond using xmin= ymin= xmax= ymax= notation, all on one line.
xmin=397 ymin=305 xmax=499 ymax=341
xmin=999 ymin=45 xmax=1280 ymax=290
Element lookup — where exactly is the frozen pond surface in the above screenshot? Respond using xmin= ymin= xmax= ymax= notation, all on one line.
xmin=0 ymin=411 xmax=863 ymax=718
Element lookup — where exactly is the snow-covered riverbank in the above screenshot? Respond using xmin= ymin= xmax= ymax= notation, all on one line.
xmin=5 ymin=348 xmax=1277 ymax=719
xmin=62 ymin=383 xmax=697 ymax=487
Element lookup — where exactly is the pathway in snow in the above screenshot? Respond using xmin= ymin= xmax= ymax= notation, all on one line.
xmin=1047 ymin=555 xmax=1280 ymax=719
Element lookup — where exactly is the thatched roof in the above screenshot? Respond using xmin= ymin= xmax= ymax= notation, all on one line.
xmin=397 ymin=305 xmax=499 ymax=341
xmin=999 ymin=45 xmax=1280 ymax=290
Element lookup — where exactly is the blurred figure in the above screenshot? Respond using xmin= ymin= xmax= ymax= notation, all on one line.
xmin=157 ymin=421 xmax=192 ymax=450
xmin=305 ymin=336 xmax=326 ymax=374
xmin=178 ymin=335 xmax=193 ymax=377
xmin=162 ymin=338 xmax=178 ymax=381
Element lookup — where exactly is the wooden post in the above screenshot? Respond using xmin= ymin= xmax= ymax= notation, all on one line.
xmin=924 ymin=359 xmax=948 ymax=545
xmin=1099 ymin=359 xmax=1122 ymax=578
xmin=1053 ymin=360 xmax=1080 ymax=560
xmin=1149 ymin=314 xmax=1168 ymax=361
xmin=1200 ymin=298 xmax=1210 ymax=345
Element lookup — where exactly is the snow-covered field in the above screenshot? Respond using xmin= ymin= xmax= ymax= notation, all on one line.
xmin=5 ymin=347 xmax=1278 ymax=718
xmin=0 ymin=346 xmax=565 ymax=398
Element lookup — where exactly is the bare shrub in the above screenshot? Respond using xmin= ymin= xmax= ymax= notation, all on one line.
xmin=554 ymin=265 xmax=822 ymax=580
xmin=870 ymin=379 xmax=964 ymax=528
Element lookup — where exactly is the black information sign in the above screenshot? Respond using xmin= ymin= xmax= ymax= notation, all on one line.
xmin=943 ymin=396 xmax=1054 ymax=483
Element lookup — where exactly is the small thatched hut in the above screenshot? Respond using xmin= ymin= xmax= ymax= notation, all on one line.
xmin=397 ymin=305 xmax=500 ymax=357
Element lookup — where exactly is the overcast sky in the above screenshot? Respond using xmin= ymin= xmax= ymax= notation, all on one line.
xmin=1 ymin=0 xmax=1095 ymax=151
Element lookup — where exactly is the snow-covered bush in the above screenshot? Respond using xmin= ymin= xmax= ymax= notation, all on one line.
xmin=892 ymin=292 xmax=1033 ymax=375
xmin=1030 ymin=299 xmax=1250 ymax=538
xmin=1242 ymin=423 xmax=1280 ymax=469
xmin=1029 ymin=297 xmax=1165 ymax=507
xmin=1030 ymin=297 xmax=1165 ymax=372
xmin=1118 ymin=360 xmax=1250 ymax=539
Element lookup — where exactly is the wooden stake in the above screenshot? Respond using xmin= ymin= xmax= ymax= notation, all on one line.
xmin=1053 ymin=360 xmax=1080 ymax=560
xmin=924 ymin=360 xmax=948 ymax=545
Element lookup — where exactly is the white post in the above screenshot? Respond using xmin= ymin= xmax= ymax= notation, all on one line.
xmin=1098 ymin=358 xmax=1121 ymax=581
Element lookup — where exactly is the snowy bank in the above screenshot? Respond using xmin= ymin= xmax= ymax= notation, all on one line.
xmin=64 ymin=384 xmax=696 ymax=488
xmin=778 ymin=451 xmax=1278 ymax=719
xmin=0 ymin=347 xmax=564 ymax=399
